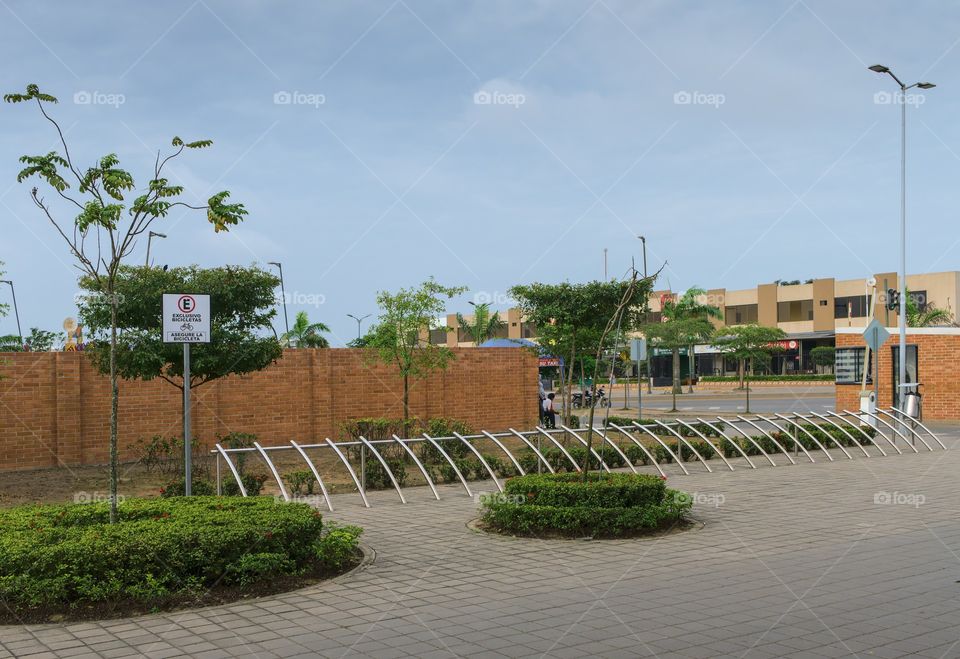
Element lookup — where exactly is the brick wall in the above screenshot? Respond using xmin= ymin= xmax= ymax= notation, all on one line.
xmin=835 ymin=330 xmax=960 ymax=420
xmin=0 ymin=348 xmax=539 ymax=472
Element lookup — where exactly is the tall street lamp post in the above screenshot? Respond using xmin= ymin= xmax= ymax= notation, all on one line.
xmin=868 ymin=64 xmax=936 ymax=407
xmin=0 ymin=279 xmax=22 ymax=346
xmin=268 ymin=262 xmax=290 ymax=341
xmin=638 ymin=235 xmax=651 ymax=393
xmin=347 ymin=313 xmax=371 ymax=341
xmin=145 ymin=231 xmax=166 ymax=267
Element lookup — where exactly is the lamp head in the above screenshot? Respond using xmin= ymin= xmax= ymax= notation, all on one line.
xmin=149 ymin=231 xmax=167 ymax=238
xmin=868 ymin=64 xmax=890 ymax=73
xmin=917 ymin=82 xmax=936 ymax=89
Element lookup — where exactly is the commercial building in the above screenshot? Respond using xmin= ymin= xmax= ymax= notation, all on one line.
xmin=437 ymin=271 xmax=959 ymax=382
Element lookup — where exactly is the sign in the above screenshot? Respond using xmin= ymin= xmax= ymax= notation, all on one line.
xmin=629 ymin=338 xmax=648 ymax=361
xmin=862 ymin=319 xmax=890 ymax=352
xmin=538 ymin=356 xmax=561 ymax=368
xmin=163 ymin=294 xmax=211 ymax=343
xmin=770 ymin=339 xmax=799 ymax=351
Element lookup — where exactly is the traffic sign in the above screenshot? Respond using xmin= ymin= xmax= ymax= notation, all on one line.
xmin=862 ymin=318 xmax=890 ymax=352
xmin=163 ymin=294 xmax=211 ymax=343
xmin=629 ymin=338 xmax=648 ymax=361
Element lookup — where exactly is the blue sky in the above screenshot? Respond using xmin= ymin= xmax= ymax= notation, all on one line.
xmin=2 ymin=0 xmax=959 ymax=345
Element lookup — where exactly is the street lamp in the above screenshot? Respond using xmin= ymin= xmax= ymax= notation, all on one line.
xmin=346 ymin=313 xmax=371 ymax=340
xmin=268 ymin=262 xmax=290 ymax=340
xmin=0 ymin=279 xmax=22 ymax=346
xmin=868 ymin=64 xmax=936 ymax=407
xmin=638 ymin=235 xmax=651 ymax=393
xmin=145 ymin=231 xmax=166 ymax=267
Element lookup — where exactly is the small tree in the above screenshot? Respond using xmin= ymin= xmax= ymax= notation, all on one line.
xmin=455 ymin=303 xmax=504 ymax=345
xmin=7 ymin=85 xmax=248 ymax=522
xmin=282 ymin=311 xmax=331 ymax=348
xmin=809 ymin=346 xmax=835 ymax=374
xmin=712 ymin=325 xmax=786 ymax=413
xmin=665 ymin=287 xmax=722 ymax=393
xmin=367 ymin=279 xmax=466 ymax=424
xmin=905 ymin=289 xmax=954 ymax=327
xmin=644 ymin=317 xmax=714 ymax=412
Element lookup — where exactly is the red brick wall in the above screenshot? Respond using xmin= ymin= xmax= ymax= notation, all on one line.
xmin=0 ymin=348 xmax=538 ymax=472
xmin=835 ymin=331 xmax=960 ymax=420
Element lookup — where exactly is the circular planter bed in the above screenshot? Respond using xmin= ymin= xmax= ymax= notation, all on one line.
xmin=479 ymin=472 xmax=692 ymax=539
xmin=0 ymin=497 xmax=363 ymax=623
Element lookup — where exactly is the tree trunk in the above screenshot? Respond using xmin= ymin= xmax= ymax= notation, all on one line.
xmin=671 ymin=347 xmax=681 ymax=402
xmin=738 ymin=359 xmax=745 ymax=389
xmin=109 ymin=296 xmax=119 ymax=524
xmin=402 ymin=373 xmax=409 ymax=431
xmin=687 ymin=344 xmax=695 ymax=393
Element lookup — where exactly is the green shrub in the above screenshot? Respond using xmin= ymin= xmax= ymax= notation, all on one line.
xmin=699 ymin=374 xmax=834 ymax=382
xmin=223 ymin=471 xmax=269 ymax=496
xmin=517 ymin=451 xmax=543 ymax=474
xmin=541 ymin=447 xmax=576 ymax=473
xmin=284 ymin=470 xmax=317 ymax=495
xmin=603 ymin=416 xmax=656 ymax=428
xmin=363 ymin=456 xmax=407 ymax=490
xmin=218 ymin=431 xmax=257 ymax=475
xmin=159 ymin=478 xmax=216 ymax=497
xmin=131 ymin=435 xmax=212 ymax=479
xmin=482 ymin=473 xmax=691 ymax=537
xmin=653 ymin=443 xmax=674 ymax=464
xmin=0 ymin=498 xmax=357 ymax=616
xmin=315 ymin=523 xmax=363 ymax=572
xmin=624 ymin=444 xmax=650 ymax=466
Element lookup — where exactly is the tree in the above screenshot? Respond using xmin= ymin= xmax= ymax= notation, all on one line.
xmin=455 ymin=303 xmax=504 ymax=345
xmin=0 ymin=261 xmax=8 ymax=319
xmin=712 ymin=325 xmax=786 ymax=413
xmin=282 ymin=311 xmax=331 ymax=348
xmin=366 ymin=278 xmax=466 ymax=424
xmin=661 ymin=287 xmax=721 ymax=393
xmin=7 ymin=84 xmax=249 ymax=522
xmin=78 ymin=265 xmax=281 ymax=389
xmin=644 ymin=317 xmax=714 ymax=412
xmin=905 ymin=290 xmax=954 ymax=327
xmin=809 ymin=346 xmax=835 ymax=374
xmin=510 ymin=278 xmax=653 ymax=423
xmin=24 ymin=328 xmax=58 ymax=352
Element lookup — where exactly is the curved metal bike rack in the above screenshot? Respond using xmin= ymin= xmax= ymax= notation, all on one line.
xmin=872 ymin=410 xmax=934 ymax=451
xmin=717 ymin=417 xmax=778 ymax=466
xmin=800 ymin=412 xmax=873 ymax=458
xmin=607 ymin=423 xmax=667 ymax=477
xmin=290 ymin=440 xmax=333 ymax=510
xmin=422 ymin=433 xmax=472 ymax=497
xmin=393 ymin=435 xmax=440 ymax=500
xmin=481 ymin=430 xmax=526 ymax=475
xmin=325 ymin=438 xmax=370 ymax=508
xmin=453 ymin=432 xmax=504 ymax=492
xmin=559 ymin=425 xmax=612 ymax=473
xmin=852 ymin=409 xmax=920 ymax=453
xmin=588 ymin=427 xmax=639 ymax=474
xmin=770 ymin=414 xmax=834 ymax=461
xmin=840 ymin=410 xmax=910 ymax=454
xmin=653 ymin=420 xmax=712 ymax=473
xmin=824 ymin=411 xmax=889 ymax=456
xmin=508 ymin=428 xmax=555 ymax=473
xmin=214 ymin=443 xmax=247 ymax=496
xmin=755 ymin=415 xmax=816 ymax=463
xmin=886 ymin=408 xmax=947 ymax=449
xmin=734 ymin=415 xmax=801 ymax=464
xmin=629 ymin=421 xmax=688 ymax=475
xmin=670 ymin=420 xmax=735 ymax=471
xmin=534 ymin=427 xmax=582 ymax=471
xmin=254 ymin=441 xmax=290 ymax=501
xmin=358 ymin=436 xmax=406 ymax=504
xmin=694 ymin=418 xmax=757 ymax=469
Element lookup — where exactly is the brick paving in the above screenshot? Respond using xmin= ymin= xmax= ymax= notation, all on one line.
xmin=2 ymin=425 xmax=960 ymax=658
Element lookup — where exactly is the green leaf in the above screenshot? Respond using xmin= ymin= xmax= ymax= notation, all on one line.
xmin=206 ymin=191 xmax=247 ymax=232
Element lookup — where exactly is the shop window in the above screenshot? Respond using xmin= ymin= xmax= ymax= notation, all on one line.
xmin=725 ymin=304 xmax=758 ymax=325
xmin=834 ymin=295 xmax=871 ymax=319
xmin=778 ymin=299 xmax=813 ymax=322
xmin=835 ymin=347 xmax=872 ymax=384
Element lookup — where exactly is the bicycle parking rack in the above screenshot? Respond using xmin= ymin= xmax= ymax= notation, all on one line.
xmin=212 ymin=407 xmax=945 ymax=509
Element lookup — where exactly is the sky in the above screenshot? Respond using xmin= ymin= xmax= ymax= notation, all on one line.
xmin=2 ymin=0 xmax=960 ymax=346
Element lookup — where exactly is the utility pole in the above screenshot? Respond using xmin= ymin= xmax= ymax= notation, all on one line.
xmin=268 ymin=262 xmax=290 ymax=342
xmin=0 ymin=279 xmax=22 ymax=346
xmin=639 ymin=235 xmax=652 ymax=394
xmin=347 ymin=313 xmax=371 ymax=341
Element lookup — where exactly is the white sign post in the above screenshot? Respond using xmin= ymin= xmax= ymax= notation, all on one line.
xmin=163 ymin=294 xmax=211 ymax=496
xmin=630 ymin=338 xmax=648 ymax=420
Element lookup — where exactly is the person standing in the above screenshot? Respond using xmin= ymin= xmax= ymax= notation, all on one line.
xmin=542 ymin=393 xmax=558 ymax=429
xmin=538 ymin=379 xmax=547 ymax=425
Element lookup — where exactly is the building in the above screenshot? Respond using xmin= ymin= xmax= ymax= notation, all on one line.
xmin=436 ymin=271 xmax=960 ymax=382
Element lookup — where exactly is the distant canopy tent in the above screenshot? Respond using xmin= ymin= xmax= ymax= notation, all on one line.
xmin=478 ymin=338 xmax=562 ymax=370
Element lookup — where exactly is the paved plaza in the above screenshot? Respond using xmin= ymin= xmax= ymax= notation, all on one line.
xmin=2 ymin=425 xmax=960 ymax=658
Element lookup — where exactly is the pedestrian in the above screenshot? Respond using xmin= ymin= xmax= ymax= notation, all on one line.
xmin=542 ymin=392 xmax=558 ymax=429
xmin=538 ymin=379 xmax=547 ymax=425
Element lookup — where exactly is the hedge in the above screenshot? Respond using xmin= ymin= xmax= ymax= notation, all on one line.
xmin=698 ymin=374 xmax=835 ymax=382
xmin=0 ymin=497 xmax=362 ymax=620
xmin=482 ymin=472 xmax=691 ymax=537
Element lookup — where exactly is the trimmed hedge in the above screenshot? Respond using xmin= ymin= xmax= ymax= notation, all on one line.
xmin=482 ymin=473 xmax=691 ymax=538
xmin=0 ymin=497 xmax=361 ymax=619
xmin=699 ymin=374 xmax=834 ymax=382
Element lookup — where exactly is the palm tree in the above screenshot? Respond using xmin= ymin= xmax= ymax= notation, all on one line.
xmin=905 ymin=289 xmax=954 ymax=327
xmin=662 ymin=287 xmax=722 ymax=393
xmin=456 ymin=303 xmax=504 ymax=345
xmin=281 ymin=311 xmax=331 ymax=348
